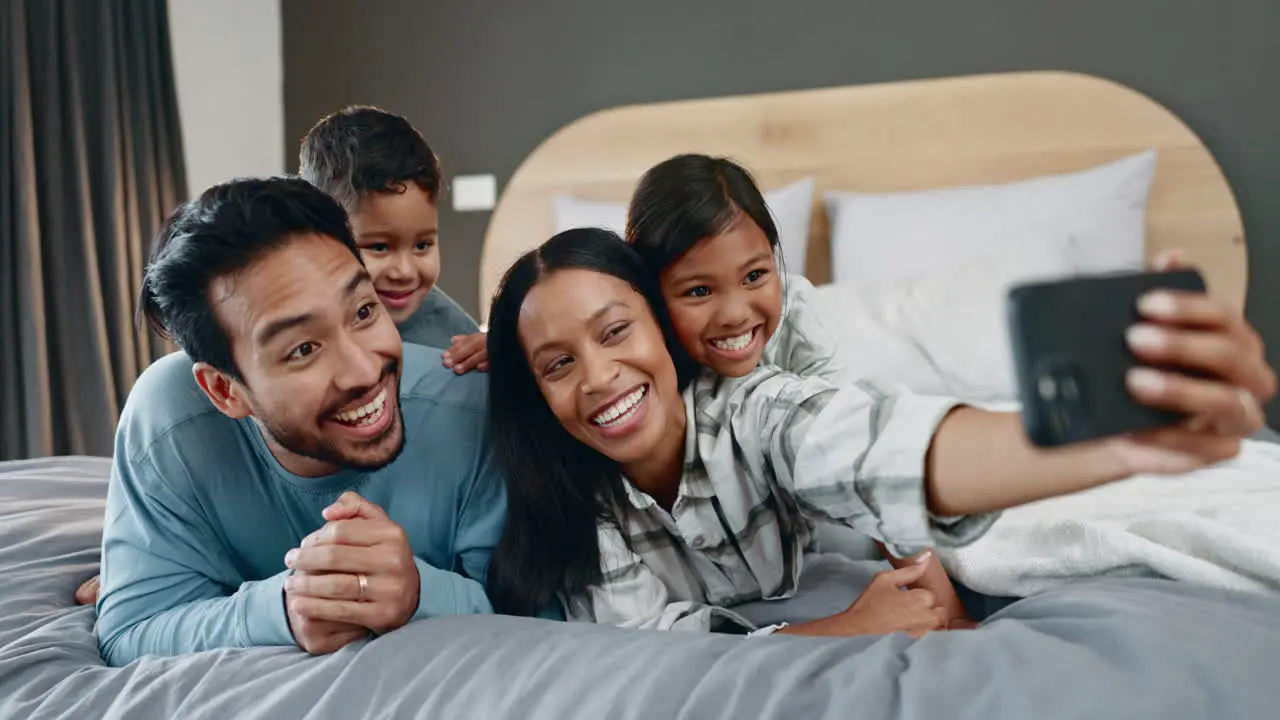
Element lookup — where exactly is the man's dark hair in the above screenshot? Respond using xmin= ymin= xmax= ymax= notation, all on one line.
xmin=140 ymin=176 xmax=362 ymax=378
xmin=298 ymin=105 xmax=442 ymax=212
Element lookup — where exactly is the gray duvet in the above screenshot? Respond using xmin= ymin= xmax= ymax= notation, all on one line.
xmin=4 ymin=456 xmax=1280 ymax=720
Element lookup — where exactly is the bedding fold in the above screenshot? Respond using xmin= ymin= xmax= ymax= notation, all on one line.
xmin=939 ymin=439 xmax=1280 ymax=597
xmin=6 ymin=455 xmax=1280 ymax=720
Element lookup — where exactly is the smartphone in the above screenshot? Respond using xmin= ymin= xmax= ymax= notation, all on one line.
xmin=1006 ymin=267 xmax=1207 ymax=448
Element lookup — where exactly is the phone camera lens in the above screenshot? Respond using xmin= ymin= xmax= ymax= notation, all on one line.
xmin=1061 ymin=376 xmax=1078 ymax=400
xmin=1038 ymin=375 xmax=1057 ymax=401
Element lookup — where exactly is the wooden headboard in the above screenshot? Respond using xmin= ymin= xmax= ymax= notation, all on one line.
xmin=478 ymin=71 xmax=1246 ymax=322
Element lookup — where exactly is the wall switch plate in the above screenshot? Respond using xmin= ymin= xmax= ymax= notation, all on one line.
xmin=452 ymin=174 xmax=497 ymax=212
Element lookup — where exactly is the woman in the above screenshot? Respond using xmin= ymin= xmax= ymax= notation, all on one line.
xmin=485 ymin=228 xmax=1275 ymax=637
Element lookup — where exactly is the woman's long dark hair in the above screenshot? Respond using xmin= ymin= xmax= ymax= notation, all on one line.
xmin=625 ymin=153 xmax=781 ymax=277
xmin=485 ymin=228 xmax=698 ymax=617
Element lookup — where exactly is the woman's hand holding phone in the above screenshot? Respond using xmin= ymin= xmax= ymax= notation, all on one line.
xmin=1107 ymin=252 xmax=1275 ymax=475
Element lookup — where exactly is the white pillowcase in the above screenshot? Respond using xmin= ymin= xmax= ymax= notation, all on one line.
xmin=551 ymin=176 xmax=816 ymax=272
xmin=824 ymin=151 xmax=1157 ymax=284
xmin=806 ymin=281 xmax=953 ymax=397
xmin=809 ymin=234 xmax=1078 ymax=402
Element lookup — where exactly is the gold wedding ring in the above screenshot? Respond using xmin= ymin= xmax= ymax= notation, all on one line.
xmin=357 ymin=572 xmax=369 ymax=602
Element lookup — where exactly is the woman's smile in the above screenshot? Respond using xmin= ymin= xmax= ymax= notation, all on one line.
xmin=517 ymin=268 xmax=683 ymax=468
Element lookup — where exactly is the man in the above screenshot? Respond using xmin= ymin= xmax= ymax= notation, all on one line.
xmin=94 ymin=176 xmax=505 ymax=667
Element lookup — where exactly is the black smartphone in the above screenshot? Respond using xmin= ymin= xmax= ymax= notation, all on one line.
xmin=1006 ymin=267 xmax=1207 ymax=448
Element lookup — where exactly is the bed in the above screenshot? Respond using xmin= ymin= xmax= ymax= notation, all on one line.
xmin=6 ymin=456 xmax=1280 ymax=719
xmin=6 ymin=71 xmax=1280 ymax=719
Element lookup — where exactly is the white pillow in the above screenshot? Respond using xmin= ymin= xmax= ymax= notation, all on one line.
xmin=806 ymin=283 xmax=951 ymax=397
xmin=551 ymin=176 xmax=816 ymax=272
xmin=825 ymin=151 xmax=1157 ymax=284
xmin=809 ymin=234 xmax=1077 ymax=402
xmin=892 ymin=239 xmax=1076 ymax=401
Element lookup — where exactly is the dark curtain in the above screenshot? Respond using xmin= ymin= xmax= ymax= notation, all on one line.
xmin=1 ymin=0 xmax=187 ymax=460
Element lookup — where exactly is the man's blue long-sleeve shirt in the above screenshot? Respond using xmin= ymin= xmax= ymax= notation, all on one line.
xmin=95 ymin=344 xmax=507 ymax=666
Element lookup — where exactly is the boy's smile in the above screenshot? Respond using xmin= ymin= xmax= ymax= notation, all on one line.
xmin=376 ymin=286 xmax=425 ymax=313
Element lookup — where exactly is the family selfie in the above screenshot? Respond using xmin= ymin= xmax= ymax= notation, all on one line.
xmin=5 ymin=2 xmax=1280 ymax=718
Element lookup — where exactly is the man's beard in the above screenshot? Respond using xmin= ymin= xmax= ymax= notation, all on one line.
xmin=260 ymin=405 xmax=406 ymax=471
xmin=259 ymin=362 xmax=407 ymax=472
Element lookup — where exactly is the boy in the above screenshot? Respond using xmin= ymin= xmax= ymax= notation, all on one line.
xmin=299 ymin=105 xmax=489 ymax=373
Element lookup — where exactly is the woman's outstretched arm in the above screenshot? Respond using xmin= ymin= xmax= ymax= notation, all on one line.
xmin=925 ymin=280 xmax=1275 ymax=517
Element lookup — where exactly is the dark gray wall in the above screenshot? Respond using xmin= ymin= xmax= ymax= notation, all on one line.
xmin=282 ymin=0 xmax=1280 ymax=421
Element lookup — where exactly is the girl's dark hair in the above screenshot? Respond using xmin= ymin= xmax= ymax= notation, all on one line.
xmin=485 ymin=227 xmax=697 ymax=617
xmin=625 ymin=153 xmax=780 ymax=278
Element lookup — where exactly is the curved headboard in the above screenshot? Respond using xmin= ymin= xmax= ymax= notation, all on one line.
xmin=478 ymin=71 xmax=1246 ymax=321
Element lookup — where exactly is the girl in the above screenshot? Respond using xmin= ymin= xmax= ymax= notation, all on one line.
xmin=483 ymin=228 xmax=1273 ymax=637
xmin=624 ymin=153 xmax=965 ymax=620
xmin=625 ymin=154 xmax=845 ymax=385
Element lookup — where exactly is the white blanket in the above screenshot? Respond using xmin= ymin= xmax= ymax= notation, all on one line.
xmin=938 ymin=440 xmax=1280 ymax=598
